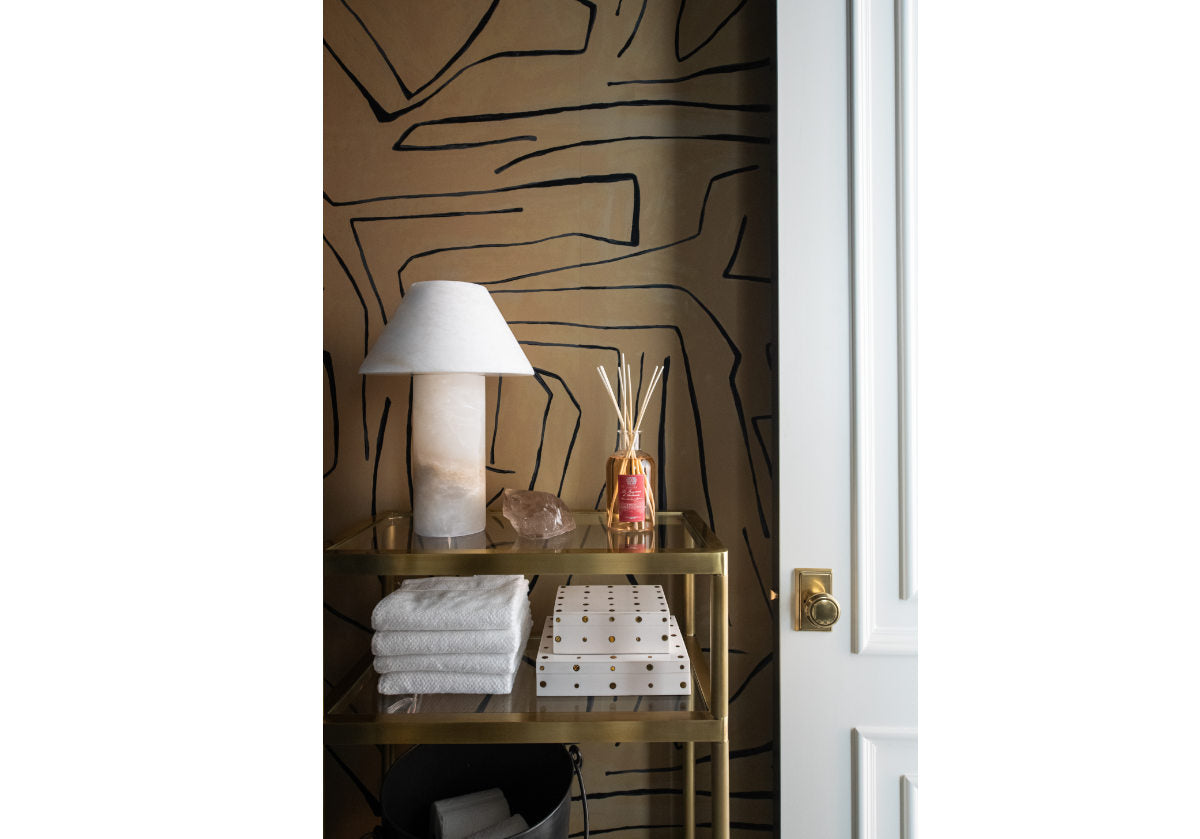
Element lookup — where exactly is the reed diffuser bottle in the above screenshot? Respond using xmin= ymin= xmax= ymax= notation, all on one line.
xmin=606 ymin=430 xmax=656 ymax=531
xmin=597 ymin=357 xmax=663 ymax=531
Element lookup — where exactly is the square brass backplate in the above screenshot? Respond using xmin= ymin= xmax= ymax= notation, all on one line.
xmin=793 ymin=568 xmax=833 ymax=631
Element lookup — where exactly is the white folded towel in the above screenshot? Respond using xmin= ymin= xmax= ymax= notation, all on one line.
xmin=431 ymin=788 xmax=510 ymax=839
xmin=374 ymin=612 xmax=532 ymax=673
xmin=378 ymin=643 xmax=525 ymax=696
xmin=372 ymin=576 xmax=528 ymax=631
xmin=465 ymin=813 xmax=530 ymax=839
xmin=371 ymin=621 xmax=528 ymax=656
xmin=402 ymin=574 xmax=526 ymax=591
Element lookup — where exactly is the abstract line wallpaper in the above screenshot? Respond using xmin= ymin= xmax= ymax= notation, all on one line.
xmin=324 ymin=1 xmax=777 ymax=835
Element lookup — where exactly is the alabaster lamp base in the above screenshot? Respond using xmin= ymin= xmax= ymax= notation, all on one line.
xmin=411 ymin=372 xmax=487 ymax=537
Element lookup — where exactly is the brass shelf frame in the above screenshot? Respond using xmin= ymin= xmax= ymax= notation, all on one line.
xmin=323 ymin=510 xmax=730 ymax=839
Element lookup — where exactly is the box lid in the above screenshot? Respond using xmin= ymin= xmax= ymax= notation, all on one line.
xmin=552 ymin=584 xmax=670 ymax=626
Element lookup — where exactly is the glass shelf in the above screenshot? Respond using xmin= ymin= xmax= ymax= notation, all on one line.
xmin=324 ymin=635 xmax=719 ymax=745
xmin=323 ymin=510 xmax=727 ymax=745
xmin=324 ymin=510 xmax=726 ymax=575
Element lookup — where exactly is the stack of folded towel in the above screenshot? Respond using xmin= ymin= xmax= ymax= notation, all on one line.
xmin=371 ymin=575 xmax=532 ymax=696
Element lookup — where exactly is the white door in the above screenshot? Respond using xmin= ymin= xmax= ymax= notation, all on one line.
xmin=777 ymin=2 xmax=918 ymax=837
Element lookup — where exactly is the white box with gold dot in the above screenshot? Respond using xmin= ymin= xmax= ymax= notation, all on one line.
xmin=535 ymin=615 xmax=691 ymax=696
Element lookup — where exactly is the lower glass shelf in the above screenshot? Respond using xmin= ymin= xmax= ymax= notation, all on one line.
xmin=325 ymin=635 xmax=720 ymax=745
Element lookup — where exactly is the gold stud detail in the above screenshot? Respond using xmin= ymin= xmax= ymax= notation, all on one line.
xmin=540 ymin=681 xmax=547 ymax=687
xmin=582 ymin=616 xmax=588 ymax=623
xmin=608 ymin=636 xmax=616 ymax=643
xmin=554 ymin=636 xmax=561 ymax=642
xmin=610 ymin=682 xmax=617 ymax=690
xmin=646 ymin=664 xmax=654 ymax=671
xmin=636 ymin=616 xmax=643 ymax=623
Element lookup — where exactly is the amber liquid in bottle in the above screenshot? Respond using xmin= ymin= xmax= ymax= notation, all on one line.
xmin=605 ymin=431 xmax=656 ymax=531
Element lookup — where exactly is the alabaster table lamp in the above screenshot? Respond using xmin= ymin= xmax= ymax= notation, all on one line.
xmin=359 ymin=281 xmax=534 ymax=537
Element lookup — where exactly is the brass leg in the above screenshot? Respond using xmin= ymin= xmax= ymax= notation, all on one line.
xmin=684 ymin=573 xmax=695 ymax=637
xmin=711 ymin=739 xmax=729 ymax=839
xmin=710 ymin=572 xmax=728 ymax=720
xmin=683 ymin=572 xmax=697 ymax=839
xmin=710 ymin=569 xmax=729 ymax=839
xmin=683 ymin=740 xmax=695 ymax=839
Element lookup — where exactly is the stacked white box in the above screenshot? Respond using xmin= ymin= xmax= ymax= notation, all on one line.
xmin=535 ymin=616 xmax=692 ymax=696
xmin=550 ymin=584 xmax=673 ymax=654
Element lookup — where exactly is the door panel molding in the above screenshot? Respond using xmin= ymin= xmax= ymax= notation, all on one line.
xmin=895 ymin=0 xmax=917 ymax=602
xmin=901 ymin=774 xmax=918 ymax=839
xmin=852 ymin=727 xmax=918 ymax=839
xmin=850 ymin=0 xmax=918 ymax=655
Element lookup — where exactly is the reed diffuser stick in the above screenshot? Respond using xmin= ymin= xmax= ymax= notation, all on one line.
xmin=597 ymin=366 xmax=622 ymax=422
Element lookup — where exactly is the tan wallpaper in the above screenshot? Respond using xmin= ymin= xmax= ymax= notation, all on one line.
xmin=324 ymin=1 xmax=777 ymax=835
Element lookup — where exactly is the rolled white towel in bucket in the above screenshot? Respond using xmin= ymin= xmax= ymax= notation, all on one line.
xmin=431 ymin=788 xmax=510 ymax=839
xmin=465 ymin=813 xmax=530 ymax=839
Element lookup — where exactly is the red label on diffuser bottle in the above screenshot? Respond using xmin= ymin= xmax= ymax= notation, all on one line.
xmin=617 ymin=474 xmax=646 ymax=522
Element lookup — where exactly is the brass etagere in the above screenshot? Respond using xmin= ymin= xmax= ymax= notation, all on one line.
xmin=323 ymin=510 xmax=729 ymax=839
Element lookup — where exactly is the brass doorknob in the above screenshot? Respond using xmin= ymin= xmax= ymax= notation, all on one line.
xmin=804 ymin=592 xmax=840 ymax=628
xmin=793 ymin=569 xmax=838 ymax=631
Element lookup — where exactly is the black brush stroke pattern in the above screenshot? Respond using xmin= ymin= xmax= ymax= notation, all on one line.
xmin=324 ymin=601 xmax=372 ymax=635
xmin=617 ymin=0 xmax=648 ymax=57
xmin=722 ymin=215 xmax=771 ymax=283
xmin=608 ymin=57 xmax=771 ymax=87
xmin=395 ymin=99 xmax=770 ymax=151
xmin=750 ymin=414 xmax=772 ymax=478
xmin=325 ymin=745 xmax=381 ymax=816
xmin=741 ymin=527 xmax=772 ymax=614
xmin=324 ymin=350 xmax=340 ymax=477
xmin=325 ymin=6 xmax=777 ymax=833
xmin=339 ymin=0 xmax=501 ymax=100
xmin=369 ymin=397 xmax=391 ymax=518
xmin=729 ymin=652 xmax=773 ymax=705
xmin=675 ymin=0 xmax=750 ymax=63
xmin=324 ymin=1 xmax=597 ymax=122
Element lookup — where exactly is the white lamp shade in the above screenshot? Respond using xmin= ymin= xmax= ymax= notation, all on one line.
xmin=358 ymin=280 xmax=534 ymax=376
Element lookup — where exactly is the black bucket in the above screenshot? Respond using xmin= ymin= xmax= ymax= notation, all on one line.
xmin=380 ymin=743 xmax=588 ymax=839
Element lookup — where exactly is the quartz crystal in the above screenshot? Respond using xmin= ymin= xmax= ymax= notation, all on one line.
xmin=501 ymin=488 xmax=576 ymax=539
